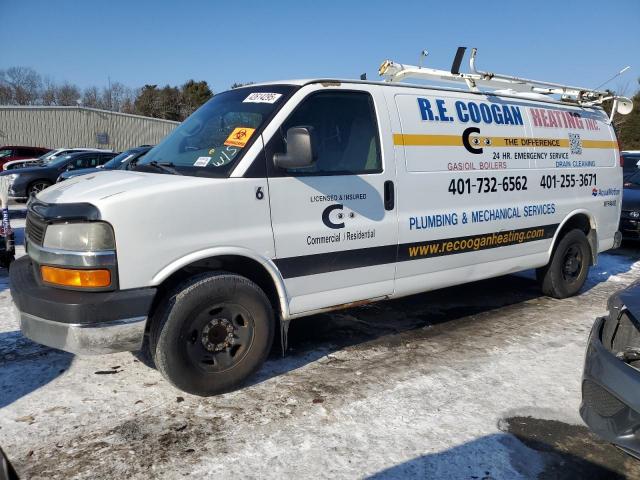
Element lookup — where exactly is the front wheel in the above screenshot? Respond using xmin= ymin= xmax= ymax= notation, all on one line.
xmin=150 ymin=272 xmax=274 ymax=396
xmin=536 ymin=229 xmax=591 ymax=299
xmin=27 ymin=180 xmax=51 ymax=197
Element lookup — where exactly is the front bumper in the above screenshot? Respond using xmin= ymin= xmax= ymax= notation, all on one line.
xmin=10 ymin=256 xmax=156 ymax=354
xmin=580 ymin=316 xmax=640 ymax=455
xmin=620 ymin=217 xmax=640 ymax=240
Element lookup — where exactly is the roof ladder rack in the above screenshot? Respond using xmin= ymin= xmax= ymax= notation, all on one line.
xmin=378 ymin=47 xmax=633 ymax=120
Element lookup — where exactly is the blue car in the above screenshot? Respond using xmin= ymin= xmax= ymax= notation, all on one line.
xmin=620 ymin=170 xmax=640 ymax=240
xmin=56 ymin=146 xmax=153 ymax=182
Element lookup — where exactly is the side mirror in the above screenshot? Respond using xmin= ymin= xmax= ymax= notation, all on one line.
xmin=273 ymin=126 xmax=316 ymax=169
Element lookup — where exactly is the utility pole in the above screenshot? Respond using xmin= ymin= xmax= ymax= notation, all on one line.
xmin=107 ymin=76 xmax=112 ymax=111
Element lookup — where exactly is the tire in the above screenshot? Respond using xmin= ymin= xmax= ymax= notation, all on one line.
xmin=150 ymin=272 xmax=274 ymax=396
xmin=28 ymin=180 xmax=51 ymax=196
xmin=537 ymin=229 xmax=591 ymax=299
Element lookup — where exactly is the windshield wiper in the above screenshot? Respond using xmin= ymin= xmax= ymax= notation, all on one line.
xmin=147 ymin=161 xmax=182 ymax=175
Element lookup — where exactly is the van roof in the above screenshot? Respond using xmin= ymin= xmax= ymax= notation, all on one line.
xmin=246 ymin=78 xmax=606 ymax=111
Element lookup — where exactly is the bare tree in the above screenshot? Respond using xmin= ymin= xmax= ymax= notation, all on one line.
xmin=56 ymin=83 xmax=81 ymax=106
xmin=101 ymin=81 xmax=135 ymax=112
xmin=41 ymin=76 xmax=57 ymax=105
xmin=82 ymin=86 xmax=102 ymax=108
xmin=0 ymin=83 xmax=11 ymax=104
xmin=1 ymin=67 xmax=42 ymax=104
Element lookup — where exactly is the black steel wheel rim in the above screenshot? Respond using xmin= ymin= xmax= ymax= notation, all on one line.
xmin=562 ymin=244 xmax=583 ymax=283
xmin=183 ymin=302 xmax=255 ymax=373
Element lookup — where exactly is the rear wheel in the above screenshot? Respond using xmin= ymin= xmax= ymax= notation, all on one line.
xmin=537 ymin=229 xmax=591 ymax=299
xmin=150 ymin=272 xmax=274 ymax=396
xmin=27 ymin=180 xmax=51 ymax=196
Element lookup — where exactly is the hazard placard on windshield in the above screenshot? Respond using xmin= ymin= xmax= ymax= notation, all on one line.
xmin=224 ymin=127 xmax=256 ymax=148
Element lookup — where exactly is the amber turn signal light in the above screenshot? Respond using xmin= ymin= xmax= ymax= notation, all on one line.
xmin=41 ymin=266 xmax=111 ymax=288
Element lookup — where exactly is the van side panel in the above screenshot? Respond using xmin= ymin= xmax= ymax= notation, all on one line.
xmin=524 ymin=101 xmax=620 ymax=250
xmin=388 ymin=87 xmax=621 ymax=297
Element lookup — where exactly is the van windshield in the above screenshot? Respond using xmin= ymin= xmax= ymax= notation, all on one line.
xmin=137 ymin=85 xmax=296 ymax=177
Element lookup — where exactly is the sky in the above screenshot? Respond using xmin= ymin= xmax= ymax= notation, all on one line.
xmin=1 ymin=0 xmax=639 ymax=95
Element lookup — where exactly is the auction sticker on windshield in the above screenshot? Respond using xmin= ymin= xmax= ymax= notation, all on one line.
xmin=224 ymin=127 xmax=256 ymax=148
xmin=193 ymin=156 xmax=211 ymax=167
xmin=243 ymin=92 xmax=282 ymax=104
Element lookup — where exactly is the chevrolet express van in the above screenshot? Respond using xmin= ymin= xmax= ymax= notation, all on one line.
xmin=11 ymin=52 xmax=630 ymax=395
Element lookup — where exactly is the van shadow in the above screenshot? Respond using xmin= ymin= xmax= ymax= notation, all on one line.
xmin=251 ymin=251 xmax=639 ymax=386
xmin=0 ymin=331 xmax=73 ymax=409
xmin=252 ymin=273 xmax=546 ymax=385
xmin=366 ymin=416 xmax=639 ymax=479
xmin=8 ymin=209 xmax=27 ymax=220
xmin=0 ymin=270 xmax=8 ymax=294
xmin=11 ymin=227 xmax=24 ymax=247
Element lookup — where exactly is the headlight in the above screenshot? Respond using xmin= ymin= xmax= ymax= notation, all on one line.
xmin=43 ymin=222 xmax=115 ymax=251
xmin=6 ymin=174 xmax=18 ymax=185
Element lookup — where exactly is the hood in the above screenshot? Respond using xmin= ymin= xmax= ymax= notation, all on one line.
xmin=622 ymin=185 xmax=640 ymax=210
xmin=1 ymin=164 xmax=54 ymax=175
xmin=60 ymin=167 xmax=102 ymax=179
xmin=3 ymin=159 xmax=41 ymax=168
xmin=37 ymin=170 xmax=219 ymax=205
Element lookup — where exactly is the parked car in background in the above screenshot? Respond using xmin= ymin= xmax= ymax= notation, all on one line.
xmin=57 ymin=146 xmax=153 ymax=182
xmin=0 ymin=145 xmax=50 ymax=169
xmin=3 ymin=147 xmax=113 ymax=171
xmin=581 ymin=280 xmax=640 ymax=459
xmin=623 ymin=151 xmax=640 ymax=180
xmin=620 ymin=170 xmax=640 ymax=241
xmin=1 ymin=150 xmax=118 ymax=198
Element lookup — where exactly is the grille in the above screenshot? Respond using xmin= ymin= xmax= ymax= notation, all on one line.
xmin=25 ymin=214 xmax=46 ymax=246
xmin=582 ymin=379 xmax=626 ymax=418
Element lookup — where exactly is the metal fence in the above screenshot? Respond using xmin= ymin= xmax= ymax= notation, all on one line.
xmin=0 ymin=106 xmax=179 ymax=151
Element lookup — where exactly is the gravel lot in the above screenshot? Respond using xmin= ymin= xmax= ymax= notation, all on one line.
xmin=1 ymin=205 xmax=640 ymax=479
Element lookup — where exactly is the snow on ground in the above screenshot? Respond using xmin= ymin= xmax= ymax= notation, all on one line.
xmin=1 ymin=205 xmax=640 ymax=479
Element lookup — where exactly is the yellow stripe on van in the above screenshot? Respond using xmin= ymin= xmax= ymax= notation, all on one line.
xmin=393 ymin=134 xmax=462 ymax=146
xmin=582 ymin=140 xmax=618 ymax=149
xmin=393 ymin=134 xmax=617 ymax=149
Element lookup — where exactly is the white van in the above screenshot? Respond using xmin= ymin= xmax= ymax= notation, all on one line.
xmin=11 ymin=49 xmax=632 ymax=395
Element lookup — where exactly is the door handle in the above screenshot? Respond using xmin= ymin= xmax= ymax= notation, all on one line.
xmin=384 ymin=180 xmax=394 ymax=211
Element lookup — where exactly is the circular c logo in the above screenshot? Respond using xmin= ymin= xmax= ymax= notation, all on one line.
xmin=462 ymin=127 xmax=483 ymax=154
xmin=322 ymin=204 xmax=345 ymax=229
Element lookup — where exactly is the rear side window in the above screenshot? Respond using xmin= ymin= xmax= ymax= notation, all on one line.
xmin=73 ymin=155 xmax=101 ymax=168
xmin=272 ymin=91 xmax=381 ymax=175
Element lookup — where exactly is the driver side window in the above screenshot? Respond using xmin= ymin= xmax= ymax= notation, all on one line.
xmin=271 ymin=91 xmax=382 ymax=176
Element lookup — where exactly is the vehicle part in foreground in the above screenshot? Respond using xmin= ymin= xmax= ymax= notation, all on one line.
xmin=581 ymin=280 xmax=640 ymax=458
xmin=0 ymin=446 xmax=19 ymax=480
